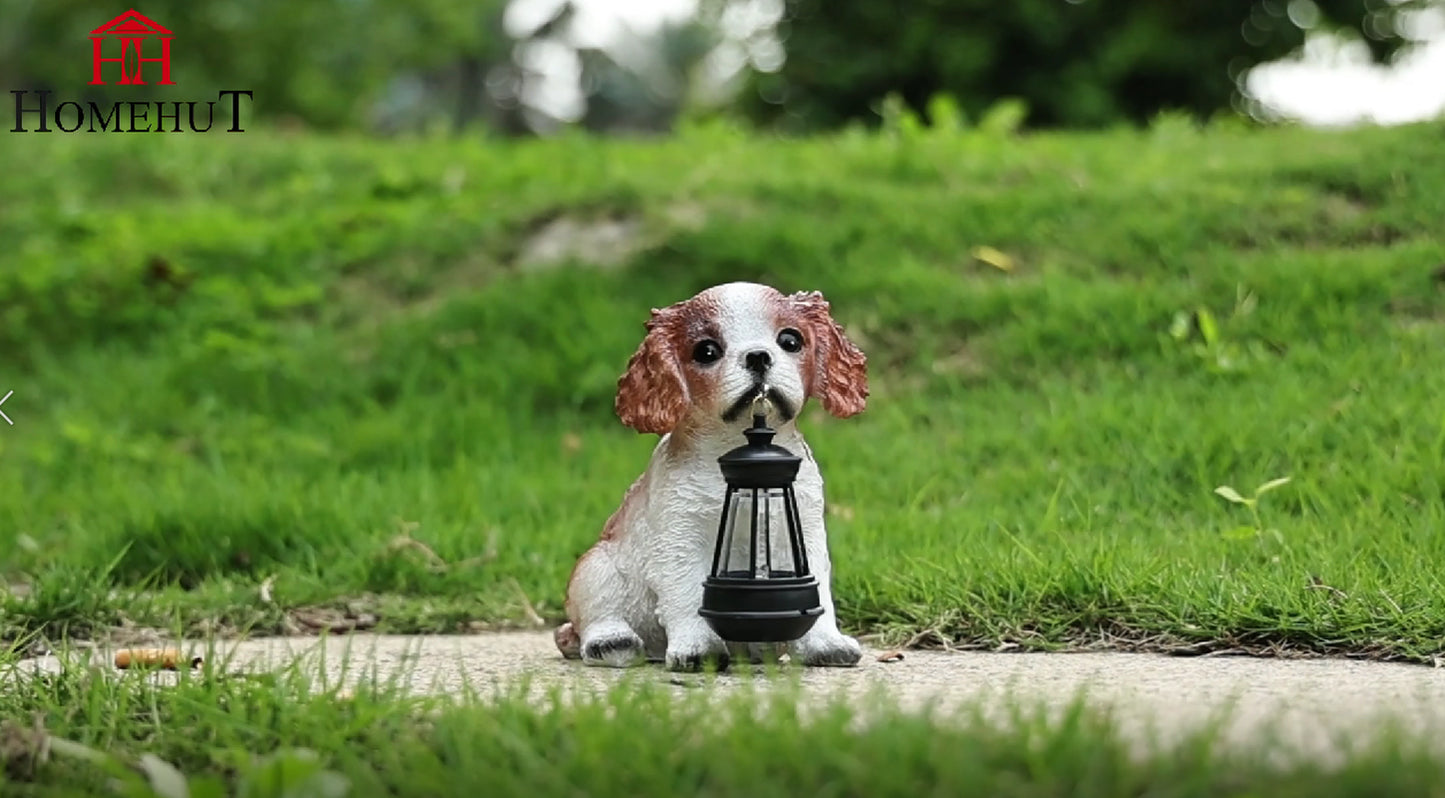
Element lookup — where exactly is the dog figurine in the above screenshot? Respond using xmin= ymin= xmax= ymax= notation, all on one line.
xmin=553 ymin=281 xmax=868 ymax=671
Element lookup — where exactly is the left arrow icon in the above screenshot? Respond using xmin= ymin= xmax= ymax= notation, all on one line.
xmin=0 ymin=390 xmax=12 ymax=425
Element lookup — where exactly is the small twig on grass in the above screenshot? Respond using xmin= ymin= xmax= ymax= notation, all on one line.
xmin=385 ymin=522 xmax=495 ymax=574
xmin=509 ymin=578 xmax=547 ymax=627
xmin=903 ymin=627 xmax=954 ymax=650
xmin=1305 ymin=576 xmax=1349 ymax=601
xmin=1196 ymin=646 xmax=1251 ymax=659
xmin=288 ymin=605 xmax=378 ymax=634
xmin=387 ymin=534 xmax=448 ymax=572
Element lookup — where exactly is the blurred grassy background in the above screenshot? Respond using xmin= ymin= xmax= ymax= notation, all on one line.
xmin=4 ymin=5 xmax=1445 ymax=797
xmin=1 ymin=114 xmax=1442 ymax=657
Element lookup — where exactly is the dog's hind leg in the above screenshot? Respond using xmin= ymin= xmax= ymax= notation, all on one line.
xmin=565 ymin=544 xmax=647 ymax=668
xmin=554 ymin=622 xmax=582 ymax=659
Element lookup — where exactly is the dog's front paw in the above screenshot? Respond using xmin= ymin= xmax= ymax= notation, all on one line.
xmin=580 ymin=628 xmax=646 ymax=668
xmin=794 ymin=633 xmax=863 ymax=667
xmin=665 ymin=630 xmax=731 ymax=672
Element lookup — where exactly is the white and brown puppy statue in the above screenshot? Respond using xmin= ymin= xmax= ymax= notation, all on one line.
xmin=554 ymin=281 xmax=868 ymax=672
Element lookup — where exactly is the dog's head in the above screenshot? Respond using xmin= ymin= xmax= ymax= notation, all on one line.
xmin=615 ymin=282 xmax=868 ymax=435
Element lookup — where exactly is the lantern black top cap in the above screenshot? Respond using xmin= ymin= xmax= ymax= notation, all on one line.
xmin=718 ymin=392 xmax=801 ymax=488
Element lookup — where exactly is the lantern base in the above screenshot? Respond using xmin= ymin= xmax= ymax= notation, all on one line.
xmin=698 ymin=575 xmax=824 ymax=643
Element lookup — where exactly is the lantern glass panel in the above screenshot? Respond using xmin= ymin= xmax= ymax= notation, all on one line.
xmin=716 ymin=487 xmax=798 ymax=579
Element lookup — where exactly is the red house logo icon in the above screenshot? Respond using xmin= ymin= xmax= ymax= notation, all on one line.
xmin=89 ymin=10 xmax=174 ymax=86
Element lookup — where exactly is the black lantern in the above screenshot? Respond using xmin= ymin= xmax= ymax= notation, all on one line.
xmin=698 ymin=395 xmax=824 ymax=643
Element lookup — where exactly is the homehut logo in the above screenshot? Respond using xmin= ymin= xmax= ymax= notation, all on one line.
xmin=10 ymin=9 xmax=253 ymax=133
xmin=89 ymin=9 xmax=175 ymax=86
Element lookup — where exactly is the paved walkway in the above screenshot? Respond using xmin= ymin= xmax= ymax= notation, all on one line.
xmin=16 ymin=632 xmax=1445 ymax=762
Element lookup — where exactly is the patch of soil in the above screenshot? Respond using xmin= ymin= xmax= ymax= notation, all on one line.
xmin=515 ymin=215 xmax=644 ymax=271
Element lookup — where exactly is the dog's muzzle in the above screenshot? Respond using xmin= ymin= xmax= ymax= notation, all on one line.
xmin=722 ymin=383 xmax=794 ymax=423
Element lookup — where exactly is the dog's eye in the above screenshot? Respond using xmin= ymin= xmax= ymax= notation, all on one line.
xmin=777 ymin=328 xmax=804 ymax=353
xmin=692 ymin=339 xmax=723 ymax=365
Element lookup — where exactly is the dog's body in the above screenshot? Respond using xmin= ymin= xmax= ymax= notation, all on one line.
xmin=554 ymin=282 xmax=868 ymax=672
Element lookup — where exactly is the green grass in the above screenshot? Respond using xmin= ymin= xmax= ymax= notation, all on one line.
xmin=1 ymin=115 xmax=1444 ymax=660
xmin=3 ymin=651 xmax=1444 ymax=797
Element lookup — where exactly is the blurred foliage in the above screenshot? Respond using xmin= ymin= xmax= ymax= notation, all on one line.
xmin=0 ymin=0 xmax=1439 ymax=134
xmin=0 ymin=0 xmax=723 ymax=135
xmin=740 ymin=0 xmax=1442 ymax=130
xmin=0 ymin=0 xmax=512 ymax=130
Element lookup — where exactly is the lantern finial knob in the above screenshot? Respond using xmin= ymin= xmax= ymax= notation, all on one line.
xmin=746 ymin=389 xmax=774 ymax=446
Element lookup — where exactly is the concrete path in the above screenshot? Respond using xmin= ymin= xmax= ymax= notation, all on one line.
xmin=15 ymin=631 xmax=1445 ymax=762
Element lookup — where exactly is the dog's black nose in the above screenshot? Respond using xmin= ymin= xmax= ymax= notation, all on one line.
xmin=744 ymin=349 xmax=772 ymax=374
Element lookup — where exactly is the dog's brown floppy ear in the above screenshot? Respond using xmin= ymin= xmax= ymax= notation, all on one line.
xmin=790 ymin=290 xmax=868 ymax=418
xmin=615 ymin=307 xmax=690 ymax=434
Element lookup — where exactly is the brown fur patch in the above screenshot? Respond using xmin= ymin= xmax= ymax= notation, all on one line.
xmin=560 ymin=470 xmax=650 ymax=634
xmin=615 ymin=295 xmax=722 ymax=434
xmin=786 ymin=290 xmax=869 ymax=417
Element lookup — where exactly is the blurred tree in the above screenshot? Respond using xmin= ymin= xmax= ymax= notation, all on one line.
xmin=575 ymin=19 xmax=720 ymax=134
xmin=494 ymin=0 xmax=723 ymax=135
xmin=736 ymin=0 xmax=1441 ymax=130
xmin=0 ymin=0 xmax=510 ymax=131
xmin=0 ymin=0 xmax=724 ymax=135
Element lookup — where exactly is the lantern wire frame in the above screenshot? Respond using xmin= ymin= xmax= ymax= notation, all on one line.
xmin=709 ymin=483 xmax=810 ymax=580
xmin=698 ymin=391 xmax=825 ymax=644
